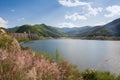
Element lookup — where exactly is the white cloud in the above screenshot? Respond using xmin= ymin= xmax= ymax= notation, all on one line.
xmin=105 ymin=5 xmax=120 ymax=17
xmin=58 ymin=0 xmax=103 ymax=18
xmin=58 ymin=0 xmax=90 ymax=7
xmin=17 ymin=18 xmax=25 ymax=21
xmin=58 ymin=22 xmax=77 ymax=28
xmin=87 ymin=5 xmax=103 ymax=16
xmin=65 ymin=13 xmax=87 ymax=21
xmin=0 ymin=17 xmax=8 ymax=28
xmin=64 ymin=5 xmax=102 ymax=21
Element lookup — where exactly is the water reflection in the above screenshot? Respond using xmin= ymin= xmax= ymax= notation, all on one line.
xmin=96 ymin=41 xmax=120 ymax=74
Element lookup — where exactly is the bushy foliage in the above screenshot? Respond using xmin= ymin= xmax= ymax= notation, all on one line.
xmin=0 ymin=33 xmax=21 ymax=53
xmin=0 ymin=49 xmax=61 ymax=80
xmin=18 ymin=37 xmax=30 ymax=43
xmin=82 ymin=69 xmax=120 ymax=80
xmin=58 ymin=61 xmax=83 ymax=80
xmin=0 ymin=34 xmax=13 ymax=48
xmin=96 ymin=71 xmax=120 ymax=80
xmin=82 ymin=69 xmax=97 ymax=80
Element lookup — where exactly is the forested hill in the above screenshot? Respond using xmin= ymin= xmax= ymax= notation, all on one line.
xmin=76 ymin=18 xmax=120 ymax=37
xmin=58 ymin=18 xmax=120 ymax=40
xmin=7 ymin=24 xmax=65 ymax=38
xmin=6 ymin=18 xmax=120 ymax=40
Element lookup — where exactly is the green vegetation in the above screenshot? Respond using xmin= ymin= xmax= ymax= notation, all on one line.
xmin=82 ymin=69 xmax=120 ymax=80
xmin=7 ymin=24 xmax=65 ymax=38
xmin=58 ymin=18 xmax=120 ymax=40
xmin=56 ymin=49 xmax=61 ymax=62
xmin=75 ymin=18 xmax=120 ymax=40
xmin=0 ymin=34 xmax=13 ymax=48
xmin=18 ymin=37 xmax=30 ymax=43
xmin=6 ymin=18 xmax=120 ymax=40
xmin=0 ymin=29 xmax=120 ymax=80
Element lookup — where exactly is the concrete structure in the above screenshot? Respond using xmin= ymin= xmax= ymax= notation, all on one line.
xmin=10 ymin=33 xmax=39 ymax=40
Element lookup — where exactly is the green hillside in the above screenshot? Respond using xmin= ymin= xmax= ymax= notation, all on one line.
xmin=7 ymin=24 xmax=65 ymax=38
xmin=6 ymin=18 xmax=120 ymax=40
xmin=75 ymin=18 xmax=120 ymax=40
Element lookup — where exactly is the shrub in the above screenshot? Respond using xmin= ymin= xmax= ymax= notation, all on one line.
xmin=96 ymin=72 xmax=119 ymax=80
xmin=18 ymin=38 xmax=30 ymax=43
xmin=82 ymin=69 xmax=97 ymax=80
xmin=0 ymin=34 xmax=13 ymax=48
xmin=0 ymin=33 xmax=120 ymax=80
xmin=58 ymin=61 xmax=83 ymax=80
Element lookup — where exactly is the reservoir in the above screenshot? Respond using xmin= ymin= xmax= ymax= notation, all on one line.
xmin=21 ymin=39 xmax=120 ymax=74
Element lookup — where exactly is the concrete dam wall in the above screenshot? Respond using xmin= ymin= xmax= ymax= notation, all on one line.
xmin=10 ymin=33 xmax=39 ymax=40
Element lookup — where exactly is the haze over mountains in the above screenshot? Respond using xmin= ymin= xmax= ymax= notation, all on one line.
xmin=76 ymin=18 xmax=120 ymax=37
xmin=59 ymin=18 xmax=120 ymax=39
xmin=59 ymin=26 xmax=92 ymax=37
xmin=7 ymin=18 xmax=120 ymax=39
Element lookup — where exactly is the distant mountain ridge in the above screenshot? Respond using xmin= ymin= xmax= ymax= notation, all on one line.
xmin=6 ymin=18 xmax=120 ymax=40
xmin=76 ymin=18 xmax=120 ymax=37
xmin=59 ymin=26 xmax=92 ymax=37
xmin=59 ymin=18 xmax=120 ymax=40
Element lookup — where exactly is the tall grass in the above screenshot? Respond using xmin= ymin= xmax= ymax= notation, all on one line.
xmin=0 ymin=32 xmax=120 ymax=80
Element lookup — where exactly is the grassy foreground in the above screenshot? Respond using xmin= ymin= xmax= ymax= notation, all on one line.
xmin=0 ymin=31 xmax=120 ymax=80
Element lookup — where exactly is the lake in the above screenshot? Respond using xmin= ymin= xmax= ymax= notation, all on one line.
xmin=21 ymin=39 xmax=120 ymax=74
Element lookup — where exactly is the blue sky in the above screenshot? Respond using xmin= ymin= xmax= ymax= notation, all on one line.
xmin=0 ymin=0 xmax=120 ymax=28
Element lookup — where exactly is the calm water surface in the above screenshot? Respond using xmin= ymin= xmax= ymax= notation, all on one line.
xmin=21 ymin=39 xmax=120 ymax=74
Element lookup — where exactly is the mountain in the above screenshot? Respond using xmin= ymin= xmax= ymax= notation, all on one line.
xmin=7 ymin=24 xmax=65 ymax=38
xmin=59 ymin=26 xmax=92 ymax=37
xmin=6 ymin=18 xmax=120 ymax=40
xmin=76 ymin=18 xmax=120 ymax=39
xmin=58 ymin=18 xmax=120 ymax=39
xmin=59 ymin=27 xmax=79 ymax=33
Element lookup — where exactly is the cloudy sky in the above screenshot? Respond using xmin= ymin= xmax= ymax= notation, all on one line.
xmin=0 ymin=0 xmax=120 ymax=28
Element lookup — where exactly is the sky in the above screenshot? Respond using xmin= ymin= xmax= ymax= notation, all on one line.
xmin=0 ymin=0 xmax=120 ymax=28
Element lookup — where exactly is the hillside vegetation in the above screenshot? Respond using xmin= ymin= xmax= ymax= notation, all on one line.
xmin=59 ymin=26 xmax=91 ymax=37
xmin=6 ymin=18 xmax=120 ymax=40
xmin=58 ymin=18 xmax=120 ymax=40
xmin=7 ymin=24 xmax=65 ymax=38
xmin=0 ymin=29 xmax=120 ymax=80
xmin=76 ymin=18 xmax=120 ymax=37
